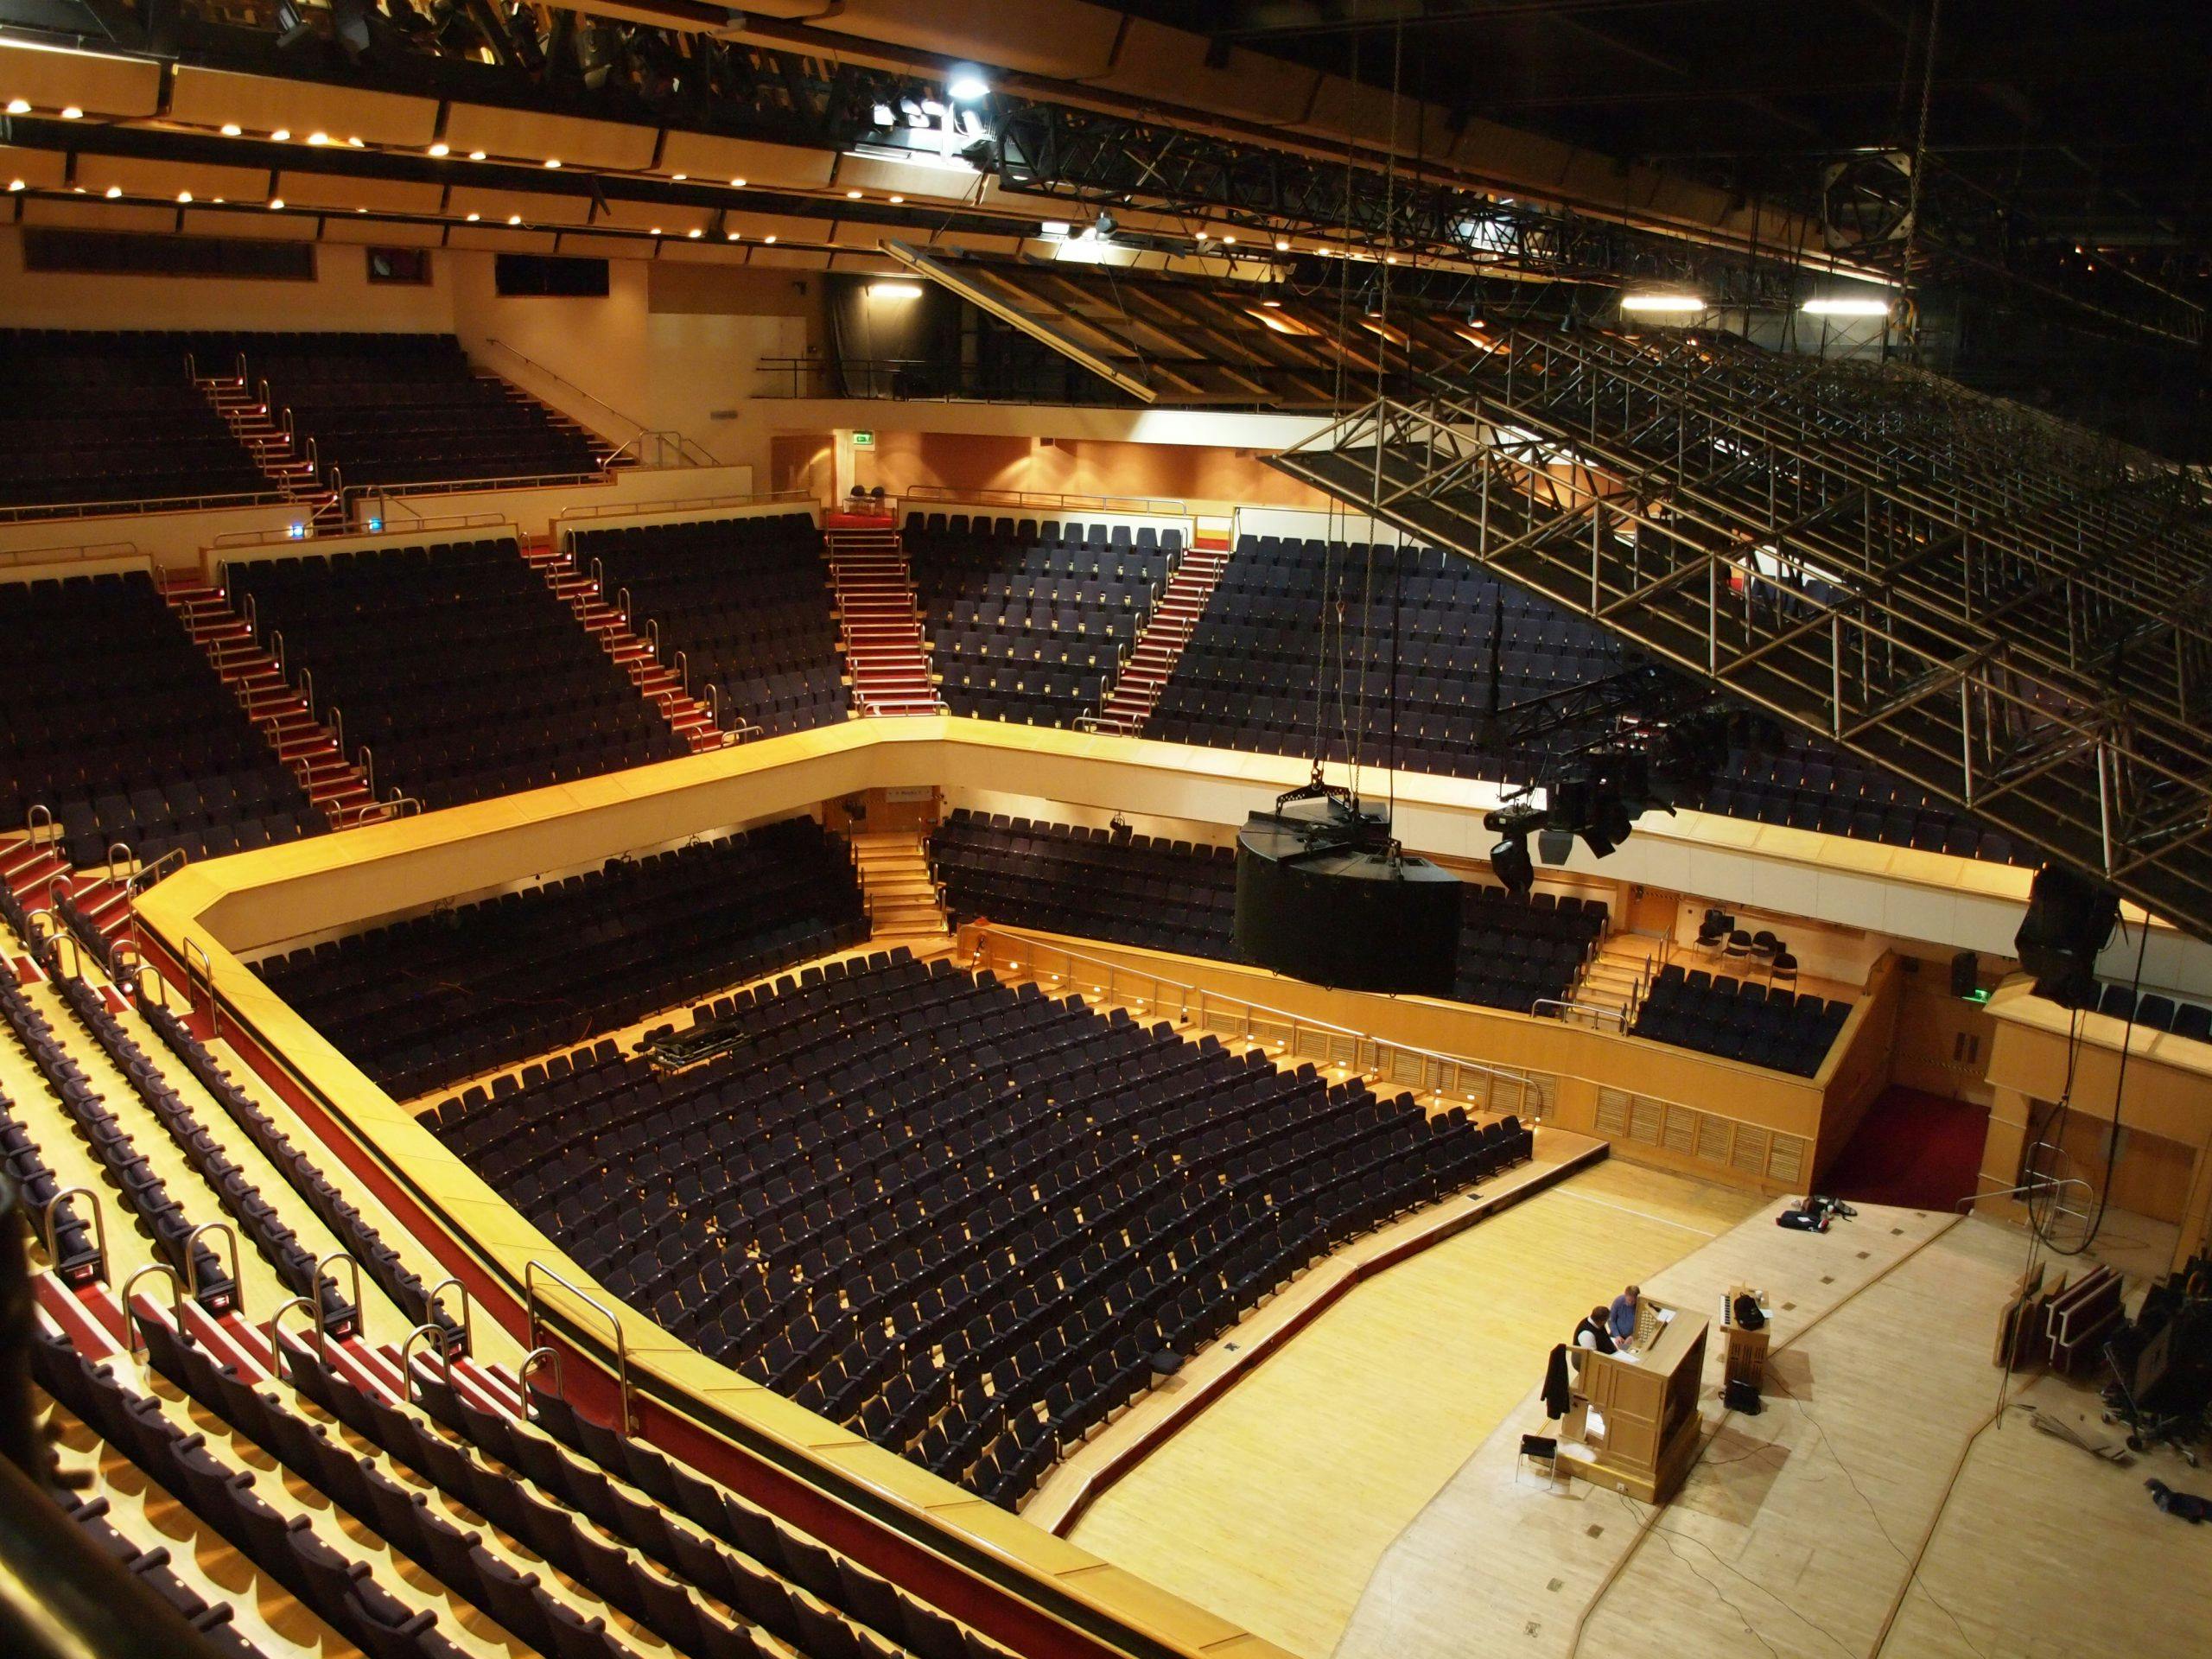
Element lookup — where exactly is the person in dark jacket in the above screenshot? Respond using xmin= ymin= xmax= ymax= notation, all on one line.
xmin=1573 ymin=1306 xmax=1618 ymax=1356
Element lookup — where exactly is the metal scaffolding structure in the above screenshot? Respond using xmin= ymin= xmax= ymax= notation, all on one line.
xmin=1268 ymin=324 xmax=2212 ymax=941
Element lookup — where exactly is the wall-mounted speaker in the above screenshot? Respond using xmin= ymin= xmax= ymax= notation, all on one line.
xmin=1949 ymin=950 xmax=1980 ymax=999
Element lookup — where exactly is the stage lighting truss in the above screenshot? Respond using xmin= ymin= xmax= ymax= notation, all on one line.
xmin=1272 ymin=321 xmax=2212 ymax=944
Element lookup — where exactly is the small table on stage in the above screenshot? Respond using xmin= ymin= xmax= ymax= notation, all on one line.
xmin=1563 ymin=1299 xmax=1707 ymax=1504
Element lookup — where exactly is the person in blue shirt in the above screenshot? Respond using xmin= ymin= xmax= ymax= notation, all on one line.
xmin=1609 ymin=1285 xmax=1642 ymax=1345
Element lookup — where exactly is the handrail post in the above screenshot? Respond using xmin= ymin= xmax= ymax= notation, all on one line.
xmin=265 ymin=1295 xmax=323 ymax=1384
xmin=183 ymin=1219 xmax=243 ymax=1318
xmin=39 ymin=1185 xmax=105 ymax=1283
xmin=120 ymin=1263 xmax=186 ymax=1361
xmin=524 ymin=1259 xmax=634 ymax=1433
xmin=424 ymin=1275 xmax=473 ymax=1357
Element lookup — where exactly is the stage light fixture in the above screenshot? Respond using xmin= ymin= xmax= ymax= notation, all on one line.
xmin=1620 ymin=291 xmax=1705 ymax=314
xmin=947 ymin=70 xmax=990 ymax=101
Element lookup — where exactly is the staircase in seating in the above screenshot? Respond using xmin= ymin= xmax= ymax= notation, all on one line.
xmin=826 ymin=521 xmax=942 ymax=715
xmin=485 ymin=376 xmax=628 ymax=473
xmin=1573 ymin=931 xmax=1664 ymax=1027
xmin=519 ymin=538 xmax=722 ymax=753
xmin=192 ymin=371 xmax=346 ymax=530
xmin=845 ymin=830 xmax=950 ymax=938
xmin=158 ymin=576 xmax=391 ymax=829
xmin=1091 ymin=530 xmax=1234 ymax=734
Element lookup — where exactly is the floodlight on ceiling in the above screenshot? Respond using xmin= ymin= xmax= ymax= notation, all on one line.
xmin=868 ymin=281 xmax=925 ymax=301
xmin=1802 ymin=295 xmax=1892 ymax=316
xmin=1619 ymin=291 xmax=1706 ymax=314
xmin=946 ymin=70 xmax=990 ymax=102
xmin=872 ymin=101 xmax=896 ymax=126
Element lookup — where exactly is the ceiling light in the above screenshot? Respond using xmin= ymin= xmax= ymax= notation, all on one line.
xmin=346 ymin=136 xmax=363 ymax=148
xmin=507 ymin=213 xmax=522 ymax=225
xmin=5 ymin=99 xmax=29 ymax=116
xmin=671 ymin=172 xmax=687 ymax=181
xmin=1262 ymin=298 xmax=1281 ymax=308
xmin=428 ymin=142 xmax=449 ymax=157
xmin=543 ymin=158 xmax=561 ymax=168
xmin=887 ymin=194 xmax=904 ymax=204
xmin=729 ymin=176 xmax=747 ymax=188
xmin=1275 ymin=238 xmax=1290 ymax=251
xmin=1196 ymin=231 xmax=1209 ymax=242
xmin=268 ymin=197 xmax=283 ymax=210
xmin=465 ymin=211 xmax=480 ymax=221
xmin=946 ymin=71 xmax=989 ymax=102
xmin=306 ymin=130 xmax=329 ymax=146
xmin=1802 ymin=295 xmax=1892 ymax=317
xmin=869 ymin=281 xmax=925 ymax=300
xmin=104 ymin=185 xmax=120 ymax=198
xmin=1385 ymin=253 xmax=1398 ymax=264
xmin=764 ymin=233 xmax=777 ymax=244
xmin=60 ymin=105 xmax=82 ymax=120
xmin=1619 ymin=291 xmax=1706 ymax=314
xmin=468 ymin=150 xmax=486 ymax=161
xmin=1041 ymin=220 xmax=1071 ymax=237
xmin=1223 ymin=234 xmax=1237 ymax=245
xmin=726 ymin=230 xmax=740 ymax=240
xmin=872 ymin=101 xmax=895 ymax=126
xmin=270 ymin=128 xmax=290 ymax=142
xmin=220 ymin=122 xmax=243 ymax=137
xmin=5 ymin=179 xmax=21 ymax=192
xmin=650 ymin=226 xmax=663 ymax=235
xmin=176 ymin=190 xmax=193 ymax=203
xmin=846 ymin=188 xmax=862 ymax=199
xmin=686 ymin=227 xmax=702 ymax=238
xmin=212 ymin=197 xmax=224 ymax=204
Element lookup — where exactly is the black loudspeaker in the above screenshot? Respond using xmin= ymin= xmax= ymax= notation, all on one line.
xmin=1949 ymin=950 xmax=1980 ymax=999
xmin=1236 ymin=805 xmax=1462 ymax=998
xmin=2015 ymin=865 xmax=2120 ymax=1009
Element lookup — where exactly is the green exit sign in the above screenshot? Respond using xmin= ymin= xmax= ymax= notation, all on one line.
xmin=851 ymin=430 xmax=875 ymax=448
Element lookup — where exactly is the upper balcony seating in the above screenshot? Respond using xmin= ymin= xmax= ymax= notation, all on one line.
xmin=908 ymin=514 xmax=1179 ymax=728
xmin=1147 ymin=534 xmax=2024 ymax=863
xmin=228 ymin=332 xmax=603 ymax=491
xmin=1632 ymin=964 xmax=1850 ymax=1076
xmin=569 ymin=512 xmax=849 ymax=737
xmin=254 ymin=816 xmax=866 ymax=1100
xmin=0 ymin=572 xmax=323 ymax=868
xmin=1454 ymin=884 xmax=1607 ymax=1014
xmin=0 ymin=330 xmax=271 ymax=512
xmin=226 ymin=537 xmax=687 ymax=811
xmin=427 ymin=950 xmax=1528 ymax=1510
xmin=2090 ymin=980 xmax=2212 ymax=1043
xmin=928 ymin=809 xmax=1236 ymax=959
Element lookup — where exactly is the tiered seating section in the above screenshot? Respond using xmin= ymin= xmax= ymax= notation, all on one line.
xmin=1 ymin=573 xmax=322 ymax=868
xmin=1633 ymin=964 xmax=1850 ymax=1075
xmin=1453 ymin=885 xmax=1606 ymax=1013
xmin=929 ymin=809 xmax=1236 ymax=959
xmin=569 ymin=512 xmax=849 ymax=737
xmin=2094 ymin=981 xmax=2212 ymax=1042
xmin=240 ymin=332 xmax=604 ymax=490
xmin=0 ymin=330 xmax=270 ymax=512
xmin=1148 ymin=533 xmax=2021 ymax=861
xmin=429 ymin=950 xmax=1528 ymax=1508
xmin=255 ymin=817 xmax=866 ymax=1099
xmin=226 ymin=536 xmax=686 ymax=811
xmin=929 ymin=810 xmax=1602 ymax=1014
xmin=908 ymin=513 xmax=1179 ymax=727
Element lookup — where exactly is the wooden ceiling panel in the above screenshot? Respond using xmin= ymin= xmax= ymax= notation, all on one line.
xmin=168 ymin=66 xmax=439 ymax=148
xmin=446 ymin=184 xmax=592 ymax=227
xmin=275 ymin=172 xmax=444 ymax=215
xmin=183 ymin=205 xmax=318 ymax=242
xmin=441 ymin=106 xmax=656 ymax=172
xmin=0 ymin=39 xmax=160 ymax=119
xmin=654 ymin=131 xmax=835 ymax=191
xmin=89 ymin=156 xmax=272 ymax=205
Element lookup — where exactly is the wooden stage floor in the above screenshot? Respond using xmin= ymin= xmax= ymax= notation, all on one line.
xmin=1060 ymin=1159 xmax=2208 ymax=1659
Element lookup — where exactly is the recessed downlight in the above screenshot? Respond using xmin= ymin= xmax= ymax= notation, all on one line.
xmin=428 ymin=142 xmax=449 ymax=157
xmin=59 ymin=105 xmax=82 ymax=120
xmin=220 ymin=122 xmax=243 ymax=137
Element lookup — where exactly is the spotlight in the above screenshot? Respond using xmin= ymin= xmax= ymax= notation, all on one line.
xmin=947 ymin=70 xmax=990 ymax=102
xmin=220 ymin=122 xmax=243 ymax=136
xmin=1620 ymin=290 xmax=1705 ymax=314
xmin=428 ymin=141 xmax=449 ymax=156
xmin=5 ymin=99 xmax=29 ymax=115
xmin=1095 ymin=209 xmax=1116 ymax=239
xmin=1482 ymin=804 xmax=1544 ymax=896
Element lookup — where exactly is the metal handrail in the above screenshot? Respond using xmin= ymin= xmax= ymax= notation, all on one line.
xmin=898 ymin=484 xmax=1194 ymax=519
xmin=523 ymin=1259 xmax=634 ymax=1433
xmin=120 ymin=1263 xmax=185 ymax=1361
xmin=210 ymin=510 xmax=512 ymax=550
xmin=1962 ymin=1173 xmax=2094 ymax=1210
xmin=517 ymin=1345 xmax=564 ymax=1421
xmin=971 ymin=925 xmax=1539 ymax=1112
xmin=297 ymin=665 xmax=314 ymax=720
xmin=183 ymin=1219 xmax=243 ymax=1314
xmin=315 ymin=1250 xmax=364 ymax=1337
xmin=39 ymin=1185 xmax=105 ymax=1282
xmin=181 ymin=938 xmax=216 ymax=1037
xmin=555 ymin=488 xmax=815 ymax=533
xmin=0 ymin=537 xmax=141 ymax=574
xmin=480 ymin=337 xmax=720 ymax=465
xmin=265 ymin=1296 xmax=323 ymax=1382
xmin=0 ymin=484 xmax=287 ymax=526
xmin=398 ymin=1322 xmax=454 ymax=1404
xmin=1531 ymin=997 xmax=1630 ymax=1030
xmin=424 ymin=1275 xmax=474 ymax=1357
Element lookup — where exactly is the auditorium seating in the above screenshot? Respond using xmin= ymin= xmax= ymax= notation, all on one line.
xmin=428 ymin=950 xmax=1529 ymax=1508
xmin=2094 ymin=980 xmax=2212 ymax=1043
xmin=254 ymin=817 xmax=867 ymax=1099
xmin=224 ymin=537 xmax=687 ymax=810
xmin=568 ymin=512 xmax=849 ymax=737
xmin=236 ymin=332 xmax=605 ymax=490
xmin=1632 ymin=964 xmax=1849 ymax=1075
xmin=0 ymin=573 xmax=323 ymax=869
xmin=1454 ymin=884 xmax=1607 ymax=1013
xmin=908 ymin=514 xmax=1179 ymax=728
xmin=0 ymin=330 xmax=272 ymax=512
xmin=1147 ymin=534 xmax=2023 ymax=861
xmin=929 ymin=809 xmax=1237 ymax=958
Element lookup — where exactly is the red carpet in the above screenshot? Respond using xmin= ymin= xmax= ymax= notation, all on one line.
xmin=1819 ymin=1085 xmax=1990 ymax=1211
